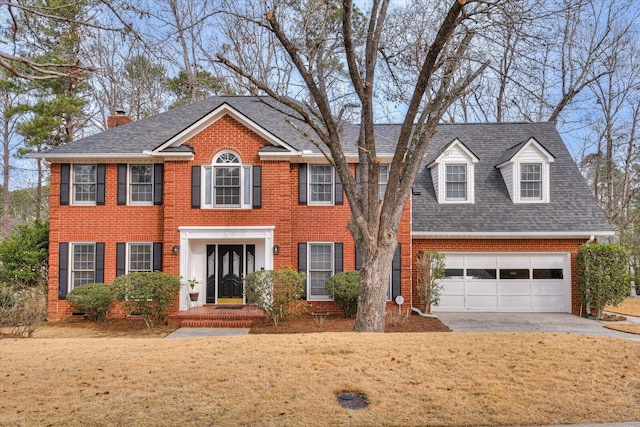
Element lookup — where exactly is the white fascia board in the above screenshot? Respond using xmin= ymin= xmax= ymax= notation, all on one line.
xmin=428 ymin=139 xmax=479 ymax=168
xmin=261 ymin=152 xmax=395 ymax=163
xmin=411 ymin=230 xmax=616 ymax=239
xmin=33 ymin=153 xmax=153 ymax=161
xmin=154 ymin=103 xmax=297 ymax=154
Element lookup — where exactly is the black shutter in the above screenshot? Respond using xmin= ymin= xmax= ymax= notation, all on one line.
xmin=58 ymin=242 xmax=69 ymax=299
xmin=117 ymin=164 xmax=127 ymax=205
xmin=355 ymin=163 xmax=360 ymax=185
xmin=392 ymin=244 xmax=401 ymax=299
xmin=334 ymin=243 xmax=343 ymax=274
xmin=355 ymin=247 xmax=362 ymax=270
xmin=96 ymin=164 xmax=106 ymax=205
xmin=191 ymin=166 xmax=201 ymax=208
xmin=116 ymin=243 xmax=126 ymax=277
xmin=298 ymin=163 xmax=307 ymax=205
xmin=154 ymin=164 xmax=163 ymax=205
xmin=95 ymin=243 xmax=105 ymax=283
xmin=298 ymin=243 xmax=307 ymax=299
xmin=334 ymin=169 xmax=343 ymax=205
xmin=60 ymin=164 xmax=70 ymax=205
xmin=153 ymin=243 xmax=163 ymax=271
xmin=252 ymin=166 xmax=262 ymax=209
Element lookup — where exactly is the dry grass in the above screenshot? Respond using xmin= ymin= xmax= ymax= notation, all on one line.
xmin=2 ymin=333 xmax=640 ymax=426
xmin=605 ymin=297 xmax=640 ymax=317
xmin=1 ymin=318 xmax=178 ymax=339
xmin=605 ymin=324 xmax=640 ymax=335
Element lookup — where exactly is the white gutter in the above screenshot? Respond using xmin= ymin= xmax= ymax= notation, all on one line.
xmin=412 ymin=231 xmax=616 ymax=239
xmin=32 ymin=152 xmax=153 ymax=160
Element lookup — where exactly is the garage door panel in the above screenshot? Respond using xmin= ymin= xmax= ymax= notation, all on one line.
xmin=498 ymin=281 xmax=531 ymax=295
xmin=531 ymin=281 xmax=564 ymax=295
xmin=434 ymin=253 xmax=571 ymax=313
xmin=466 ymin=295 xmax=498 ymax=310
xmin=467 ymin=281 xmax=497 ymax=295
xmin=499 ymin=295 xmax=531 ymax=309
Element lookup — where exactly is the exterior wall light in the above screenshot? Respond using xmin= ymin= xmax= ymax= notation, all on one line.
xmin=273 ymin=245 xmax=280 ymax=255
xmin=172 ymin=245 xmax=180 ymax=255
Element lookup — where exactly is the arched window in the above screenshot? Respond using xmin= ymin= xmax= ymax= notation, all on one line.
xmin=203 ymin=151 xmax=252 ymax=208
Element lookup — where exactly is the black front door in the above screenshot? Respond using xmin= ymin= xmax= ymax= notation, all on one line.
xmin=206 ymin=245 xmax=216 ymax=303
xmin=218 ymin=245 xmax=243 ymax=299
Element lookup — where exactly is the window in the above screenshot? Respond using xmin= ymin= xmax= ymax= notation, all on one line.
xmin=71 ymin=243 xmax=95 ymax=288
xmin=378 ymin=164 xmax=389 ymax=199
xmin=446 ymin=164 xmax=467 ymax=200
xmin=499 ymin=269 xmax=530 ymax=280
xmin=520 ymin=163 xmax=542 ymax=199
xmin=128 ymin=243 xmax=152 ymax=272
xmin=73 ymin=165 xmax=96 ymax=204
xmin=309 ymin=243 xmax=333 ymax=299
xmin=309 ymin=165 xmax=333 ymax=204
xmin=444 ymin=268 xmax=464 ymax=279
xmin=129 ymin=165 xmax=153 ymax=204
xmin=533 ymin=269 xmax=563 ymax=279
xmin=202 ymin=151 xmax=252 ymax=209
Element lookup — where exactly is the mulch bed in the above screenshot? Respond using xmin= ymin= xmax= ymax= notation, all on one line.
xmin=249 ymin=312 xmax=451 ymax=334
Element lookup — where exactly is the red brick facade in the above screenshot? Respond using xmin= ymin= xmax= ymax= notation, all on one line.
xmin=47 ymin=115 xmax=413 ymax=320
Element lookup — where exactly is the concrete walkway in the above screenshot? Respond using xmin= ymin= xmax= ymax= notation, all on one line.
xmin=166 ymin=328 xmax=249 ymax=338
xmin=435 ymin=312 xmax=640 ymax=341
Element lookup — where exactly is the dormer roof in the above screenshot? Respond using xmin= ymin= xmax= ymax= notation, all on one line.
xmin=427 ymin=138 xmax=479 ymax=168
xmin=495 ymin=137 xmax=555 ymax=168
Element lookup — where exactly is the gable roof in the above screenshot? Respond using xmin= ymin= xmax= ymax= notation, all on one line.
xmin=411 ymin=122 xmax=611 ymax=237
xmin=495 ymin=137 xmax=555 ymax=167
xmin=427 ymin=138 xmax=480 ymax=168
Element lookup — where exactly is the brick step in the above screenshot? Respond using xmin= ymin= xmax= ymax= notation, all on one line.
xmin=180 ymin=319 xmax=255 ymax=328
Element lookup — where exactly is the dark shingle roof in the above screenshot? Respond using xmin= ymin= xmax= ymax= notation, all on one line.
xmin=41 ymin=97 xmax=610 ymax=235
xmin=411 ymin=122 xmax=611 ymax=234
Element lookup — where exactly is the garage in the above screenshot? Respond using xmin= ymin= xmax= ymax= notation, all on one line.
xmin=434 ymin=253 xmax=571 ymax=312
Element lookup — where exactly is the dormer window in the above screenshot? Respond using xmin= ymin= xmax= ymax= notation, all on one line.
xmin=427 ymin=139 xmax=478 ymax=204
xmin=496 ymin=137 xmax=554 ymax=204
xmin=520 ymin=163 xmax=542 ymax=200
xmin=446 ymin=165 xmax=467 ymax=201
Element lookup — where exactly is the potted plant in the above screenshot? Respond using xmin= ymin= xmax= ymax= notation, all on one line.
xmin=187 ymin=278 xmax=199 ymax=302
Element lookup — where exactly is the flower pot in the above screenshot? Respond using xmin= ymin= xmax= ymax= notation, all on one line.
xmin=189 ymin=292 xmax=199 ymax=302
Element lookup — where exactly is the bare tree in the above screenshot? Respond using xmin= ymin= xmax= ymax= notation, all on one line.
xmin=216 ymin=0 xmax=493 ymax=332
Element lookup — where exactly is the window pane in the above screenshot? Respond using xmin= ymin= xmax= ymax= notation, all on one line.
xmin=309 ymin=243 xmax=333 ymax=298
xmin=130 ymin=165 xmax=153 ymax=203
xmin=499 ymin=269 xmax=530 ymax=280
xmin=533 ymin=269 xmax=563 ymax=279
xmin=216 ymin=152 xmax=240 ymax=163
xmin=444 ymin=268 xmax=464 ymax=278
xmin=215 ymin=166 xmax=240 ymax=206
xmin=244 ymin=166 xmax=251 ymax=206
xmin=204 ymin=167 xmax=212 ymax=206
xmin=73 ymin=165 xmax=96 ymax=202
xmin=467 ymin=269 xmax=497 ymax=279
xmin=72 ymin=244 xmax=95 ymax=287
xmin=129 ymin=244 xmax=152 ymax=272
xmin=520 ymin=164 xmax=542 ymax=199
xmin=310 ymin=165 xmax=333 ymax=203
xmin=446 ymin=165 xmax=466 ymax=199
xmin=378 ymin=165 xmax=389 ymax=199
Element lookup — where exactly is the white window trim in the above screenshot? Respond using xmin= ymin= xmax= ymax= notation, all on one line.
xmin=69 ymin=242 xmax=96 ymax=292
xmin=307 ymin=242 xmax=334 ymax=300
xmin=71 ymin=164 xmax=97 ymax=205
xmin=517 ymin=162 xmax=548 ymax=203
xmin=128 ymin=164 xmax=154 ymax=206
xmin=308 ymin=164 xmax=334 ymax=206
xmin=202 ymin=151 xmax=253 ymax=210
xmin=444 ymin=163 xmax=468 ymax=202
xmin=127 ymin=242 xmax=153 ymax=274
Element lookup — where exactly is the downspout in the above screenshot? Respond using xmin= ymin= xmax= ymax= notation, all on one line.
xmin=411 ymin=306 xmax=439 ymax=318
xmin=583 ymin=235 xmax=595 ymax=318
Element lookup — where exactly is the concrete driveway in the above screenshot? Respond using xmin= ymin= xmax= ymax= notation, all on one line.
xmin=435 ymin=312 xmax=640 ymax=341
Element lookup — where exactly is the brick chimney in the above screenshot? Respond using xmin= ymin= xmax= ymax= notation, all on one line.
xmin=107 ymin=110 xmax=132 ymax=129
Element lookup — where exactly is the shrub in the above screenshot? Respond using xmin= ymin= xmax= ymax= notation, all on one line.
xmin=0 ymin=220 xmax=49 ymax=288
xmin=577 ymin=243 xmax=630 ymax=319
xmin=66 ymin=283 xmax=115 ymax=323
xmin=326 ymin=271 xmax=360 ymax=318
xmin=111 ymin=272 xmax=181 ymax=329
xmin=415 ymin=251 xmax=446 ymax=314
xmin=244 ymin=268 xmax=307 ymax=326
xmin=0 ymin=283 xmax=47 ymax=337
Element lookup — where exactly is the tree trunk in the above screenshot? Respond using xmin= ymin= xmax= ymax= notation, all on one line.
xmin=353 ymin=243 xmax=396 ymax=332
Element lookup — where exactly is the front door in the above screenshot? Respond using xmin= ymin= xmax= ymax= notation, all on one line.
xmin=218 ymin=245 xmax=244 ymax=302
xmin=206 ymin=245 xmax=216 ymax=304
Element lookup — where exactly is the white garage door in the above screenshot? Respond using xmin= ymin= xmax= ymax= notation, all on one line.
xmin=435 ymin=253 xmax=571 ymax=312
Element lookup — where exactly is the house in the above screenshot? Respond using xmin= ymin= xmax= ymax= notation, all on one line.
xmin=37 ymin=96 xmax=612 ymax=322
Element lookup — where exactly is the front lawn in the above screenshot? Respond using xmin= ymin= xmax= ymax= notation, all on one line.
xmin=1 ymin=333 xmax=639 ymax=426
